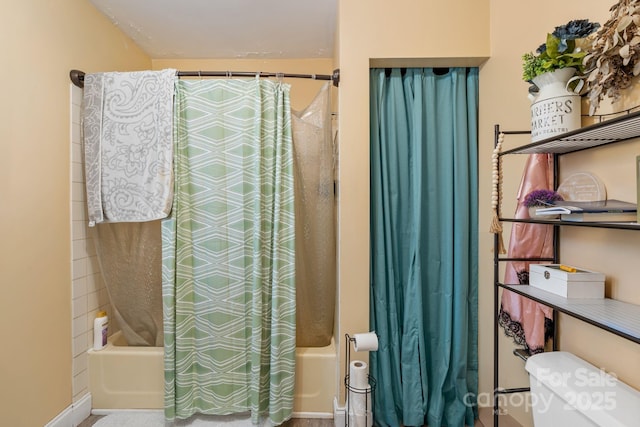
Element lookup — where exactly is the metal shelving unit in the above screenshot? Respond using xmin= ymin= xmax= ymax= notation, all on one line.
xmin=501 ymin=109 xmax=640 ymax=155
xmin=492 ymin=115 xmax=640 ymax=426
xmin=500 ymin=284 xmax=640 ymax=344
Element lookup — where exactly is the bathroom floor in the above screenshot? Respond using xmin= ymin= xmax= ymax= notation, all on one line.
xmin=77 ymin=408 xmax=521 ymax=427
xmin=78 ymin=415 xmax=336 ymax=427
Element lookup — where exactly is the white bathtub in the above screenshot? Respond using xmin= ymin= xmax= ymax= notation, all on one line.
xmin=88 ymin=331 xmax=337 ymax=415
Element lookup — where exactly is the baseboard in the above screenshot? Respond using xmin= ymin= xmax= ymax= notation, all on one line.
xmin=333 ymin=397 xmax=345 ymax=427
xmin=72 ymin=394 xmax=93 ymax=426
xmin=45 ymin=393 xmax=92 ymax=427
xmin=292 ymin=411 xmax=333 ymax=419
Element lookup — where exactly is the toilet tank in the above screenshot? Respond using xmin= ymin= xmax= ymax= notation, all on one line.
xmin=525 ymin=351 xmax=640 ymax=427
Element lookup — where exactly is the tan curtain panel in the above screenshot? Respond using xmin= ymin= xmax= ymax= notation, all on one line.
xmin=292 ymin=83 xmax=337 ymax=347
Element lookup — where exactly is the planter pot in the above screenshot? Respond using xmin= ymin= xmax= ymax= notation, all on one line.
xmin=529 ymin=68 xmax=582 ymax=142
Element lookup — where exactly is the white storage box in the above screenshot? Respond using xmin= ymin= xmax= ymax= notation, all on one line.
xmin=529 ymin=264 xmax=605 ymax=298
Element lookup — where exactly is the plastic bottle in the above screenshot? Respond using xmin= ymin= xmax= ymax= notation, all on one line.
xmin=93 ymin=310 xmax=109 ymax=351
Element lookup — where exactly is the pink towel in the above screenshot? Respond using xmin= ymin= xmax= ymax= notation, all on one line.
xmin=499 ymin=153 xmax=554 ymax=354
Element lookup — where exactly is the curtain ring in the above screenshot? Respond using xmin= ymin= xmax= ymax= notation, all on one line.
xmin=198 ymin=70 xmax=202 ymax=80
xmin=276 ymin=72 xmax=284 ymax=84
xmin=227 ymin=71 xmax=232 ymax=78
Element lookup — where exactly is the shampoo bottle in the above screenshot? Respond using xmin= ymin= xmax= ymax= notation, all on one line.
xmin=93 ymin=310 xmax=109 ymax=351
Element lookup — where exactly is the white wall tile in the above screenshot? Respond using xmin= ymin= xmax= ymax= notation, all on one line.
xmin=71 ymin=124 xmax=82 ymax=145
xmin=73 ymin=352 xmax=87 ymax=378
xmin=72 ymin=182 xmax=85 ymax=202
xmin=73 ymin=332 xmax=88 ymax=357
xmin=87 ymin=291 xmax=100 ymax=312
xmin=72 ymin=277 xmax=87 ymax=299
xmin=72 ymin=237 xmax=89 ymax=260
xmin=71 ymin=162 xmax=84 ymax=184
xmin=70 ymin=85 xmax=113 ymax=403
xmin=72 ymin=366 xmax=88 ymax=398
xmin=72 ymin=239 xmax=86 ymax=261
xmin=86 ymin=272 xmax=101 ymax=294
xmin=86 ymin=313 xmax=97 ymax=339
xmin=72 ymin=314 xmax=88 ymax=338
xmin=71 ymin=101 xmax=81 ymax=125
xmin=71 ymin=84 xmax=83 ymax=106
xmin=99 ymin=289 xmax=109 ymax=306
xmin=87 ymin=255 xmax=100 ymax=276
xmin=72 ymin=257 xmax=87 ymax=280
xmin=85 ymin=238 xmax=96 ymax=257
xmin=72 ymin=141 xmax=83 ymax=164
xmin=71 ymin=202 xmax=84 ymax=222
xmin=72 ymin=296 xmax=87 ymax=316
xmin=72 ymin=220 xmax=87 ymax=241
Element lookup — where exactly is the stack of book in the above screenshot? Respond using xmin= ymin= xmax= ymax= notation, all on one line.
xmin=534 ymin=199 xmax=637 ymax=222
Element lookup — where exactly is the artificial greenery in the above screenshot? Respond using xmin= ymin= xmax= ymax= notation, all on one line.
xmin=522 ymin=19 xmax=601 ymax=83
xmin=585 ymin=0 xmax=640 ymax=115
xmin=523 ymin=189 xmax=564 ymax=207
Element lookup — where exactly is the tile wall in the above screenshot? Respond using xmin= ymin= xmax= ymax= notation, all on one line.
xmin=70 ymin=84 xmax=112 ymax=402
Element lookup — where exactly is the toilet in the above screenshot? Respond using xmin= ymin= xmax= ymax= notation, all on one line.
xmin=525 ymin=351 xmax=640 ymax=426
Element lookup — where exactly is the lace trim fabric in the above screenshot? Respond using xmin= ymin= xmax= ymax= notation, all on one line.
xmin=498 ymin=306 xmax=554 ymax=355
xmin=498 ymin=268 xmax=554 ymax=356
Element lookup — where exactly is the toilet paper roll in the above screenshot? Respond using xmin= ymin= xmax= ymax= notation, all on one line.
xmin=348 ymin=391 xmax=373 ymax=427
xmin=348 ymin=411 xmax=373 ymax=427
xmin=349 ymin=384 xmax=372 ymax=414
xmin=348 ymin=364 xmax=372 ymax=427
xmin=349 ymin=360 xmax=369 ymax=389
xmin=353 ymin=332 xmax=378 ymax=352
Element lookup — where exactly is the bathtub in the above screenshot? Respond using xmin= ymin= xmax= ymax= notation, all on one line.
xmin=88 ymin=331 xmax=163 ymax=410
xmin=88 ymin=331 xmax=337 ymax=415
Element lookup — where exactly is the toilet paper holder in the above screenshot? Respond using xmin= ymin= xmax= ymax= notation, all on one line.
xmin=344 ymin=333 xmax=377 ymax=427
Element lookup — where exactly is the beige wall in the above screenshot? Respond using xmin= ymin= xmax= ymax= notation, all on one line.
xmin=152 ymin=58 xmax=336 ymax=112
xmin=336 ymin=0 xmax=490 ymax=403
xmin=483 ymin=1 xmax=640 ymax=425
xmin=0 ymin=1 xmax=150 ymax=425
xmin=341 ymin=0 xmax=639 ymax=426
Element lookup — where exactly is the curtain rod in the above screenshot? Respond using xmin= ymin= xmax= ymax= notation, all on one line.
xmin=69 ymin=69 xmax=340 ymax=88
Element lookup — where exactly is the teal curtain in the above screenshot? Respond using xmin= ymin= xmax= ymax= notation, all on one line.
xmin=369 ymin=68 xmax=479 ymax=427
xmin=162 ymin=79 xmax=296 ymax=424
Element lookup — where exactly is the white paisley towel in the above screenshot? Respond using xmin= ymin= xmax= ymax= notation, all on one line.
xmin=82 ymin=69 xmax=176 ymax=226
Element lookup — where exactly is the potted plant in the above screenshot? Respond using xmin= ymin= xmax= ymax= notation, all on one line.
xmin=584 ymin=0 xmax=640 ymax=115
xmin=522 ymin=19 xmax=601 ymax=84
xmin=522 ymin=19 xmax=600 ymax=142
xmin=523 ymin=189 xmax=564 ymax=218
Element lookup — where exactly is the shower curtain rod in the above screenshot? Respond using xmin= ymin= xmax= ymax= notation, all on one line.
xmin=69 ymin=69 xmax=340 ymax=88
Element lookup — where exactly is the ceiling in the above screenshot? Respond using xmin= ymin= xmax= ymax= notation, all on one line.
xmin=88 ymin=0 xmax=337 ymax=59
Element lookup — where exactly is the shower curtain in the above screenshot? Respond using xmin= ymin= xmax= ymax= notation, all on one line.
xmin=292 ymin=83 xmax=336 ymax=347
xmin=86 ymin=79 xmax=334 ymax=350
xmin=369 ymin=68 xmax=479 ymax=427
xmin=162 ymin=78 xmax=296 ymax=424
xmin=93 ymin=221 xmax=163 ymax=346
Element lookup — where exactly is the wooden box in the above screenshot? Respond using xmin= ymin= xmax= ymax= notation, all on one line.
xmin=529 ymin=264 xmax=605 ymax=298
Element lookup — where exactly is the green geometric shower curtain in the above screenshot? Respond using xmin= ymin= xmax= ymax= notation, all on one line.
xmin=162 ymin=78 xmax=296 ymax=424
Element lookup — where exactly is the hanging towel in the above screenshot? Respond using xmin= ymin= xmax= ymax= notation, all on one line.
xmin=82 ymin=69 xmax=176 ymax=226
